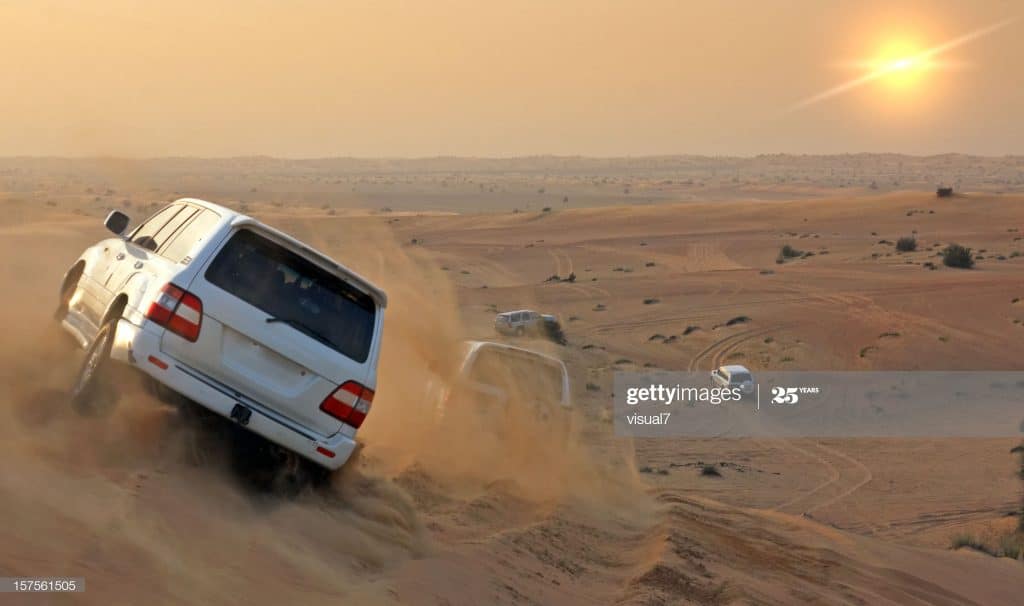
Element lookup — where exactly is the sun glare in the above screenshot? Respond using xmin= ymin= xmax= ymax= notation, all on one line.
xmin=791 ymin=18 xmax=1015 ymax=111
xmin=872 ymin=40 xmax=931 ymax=89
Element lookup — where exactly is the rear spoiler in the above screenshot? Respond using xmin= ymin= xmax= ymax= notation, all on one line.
xmin=229 ymin=217 xmax=388 ymax=308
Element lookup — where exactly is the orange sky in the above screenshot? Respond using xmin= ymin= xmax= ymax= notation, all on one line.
xmin=2 ymin=0 xmax=1020 ymax=157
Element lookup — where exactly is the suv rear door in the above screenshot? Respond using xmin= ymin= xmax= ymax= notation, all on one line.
xmin=161 ymin=226 xmax=382 ymax=437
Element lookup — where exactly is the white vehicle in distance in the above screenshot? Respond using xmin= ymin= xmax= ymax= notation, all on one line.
xmin=434 ymin=341 xmax=571 ymax=434
xmin=494 ymin=309 xmax=544 ymax=336
xmin=710 ymin=364 xmax=755 ymax=395
xmin=494 ymin=310 xmax=565 ymax=344
xmin=56 ymin=198 xmax=386 ymax=477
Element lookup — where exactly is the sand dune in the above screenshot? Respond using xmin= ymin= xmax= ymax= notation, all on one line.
xmin=0 ymin=185 xmax=1022 ymax=604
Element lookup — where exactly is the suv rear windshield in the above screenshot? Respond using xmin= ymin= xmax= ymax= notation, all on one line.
xmin=205 ymin=229 xmax=376 ymax=362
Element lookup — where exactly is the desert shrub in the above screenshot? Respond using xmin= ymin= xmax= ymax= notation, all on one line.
xmin=942 ymin=244 xmax=974 ymax=268
xmin=999 ymin=534 xmax=1022 ymax=559
xmin=780 ymin=244 xmax=803 ymax=258
xmin=700 ymin=464 xmax=722 ymax=477
xmin=725 ymin=316 xmax=750 ymax=326
xmin=585 ymin=383 xmax=601 ymax=392
xmin=542 ymin=207 xmax=552 ymax=212
xmin=950 ymin=534 xmax=993 ymax=554
xmin=896 ymin=236 xmax=917 ymax=252
xmin=643 ymin=298 xmax=660 ymax=305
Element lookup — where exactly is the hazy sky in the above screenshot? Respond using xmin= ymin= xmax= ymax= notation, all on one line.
xmin=2 ymin=0 xmax=1021 ymax=157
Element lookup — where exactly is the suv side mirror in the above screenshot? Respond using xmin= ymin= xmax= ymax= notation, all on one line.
xmin=104 ymin=210 xmax=130 ymax=236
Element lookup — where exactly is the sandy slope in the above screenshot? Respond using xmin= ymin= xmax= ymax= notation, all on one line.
xmin=1 ymin=192 xmax=1022 ymax=604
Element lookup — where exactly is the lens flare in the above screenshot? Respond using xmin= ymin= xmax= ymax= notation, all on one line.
xmin=791 ymin=17 xmax=1016 ymax=111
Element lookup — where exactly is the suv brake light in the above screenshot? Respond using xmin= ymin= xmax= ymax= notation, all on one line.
xmin=146 ymin=283 xmax=203 ymax=342
xmin=320 ymin=381 xmax=374 ymax=428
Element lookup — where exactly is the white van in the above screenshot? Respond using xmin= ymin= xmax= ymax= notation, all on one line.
xmin=56 ymin=198 xmax=386 ymax=471
xmin=710 ymin=365 xmax=755 ymax=395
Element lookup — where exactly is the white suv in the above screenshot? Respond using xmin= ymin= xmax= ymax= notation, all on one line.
xmin=710 ymin=365 xmax=755 ymax=395
xmin=494 ymin=310 xmax=544 ymax=336
xmin=434 ymin=341 xmax=571 ymax=418
xmin=56 ymin=198 xmax=387 ymax=472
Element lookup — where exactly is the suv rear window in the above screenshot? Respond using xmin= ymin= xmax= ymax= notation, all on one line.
xmin=205 ymin=229 xmax=377 ymax=362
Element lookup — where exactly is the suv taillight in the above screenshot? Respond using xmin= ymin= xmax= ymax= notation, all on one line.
xmin=320 ymin=381 xmax=375 ymax=428
xmin=146 ymin=283 xmax=203 ymax=342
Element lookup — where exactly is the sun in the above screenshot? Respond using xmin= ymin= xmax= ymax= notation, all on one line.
xmin=872 ymin=39 xmax=932 ymax=89
xmin=791 ymin=18 xmax=1015 ymax=111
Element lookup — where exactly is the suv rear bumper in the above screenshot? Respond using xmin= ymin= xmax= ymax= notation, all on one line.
xmin=110 ymin=318 xmax=357 ymax=470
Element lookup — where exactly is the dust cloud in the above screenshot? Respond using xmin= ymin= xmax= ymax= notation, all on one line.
xmin=0 ymin=210 xmax=646 ymax=604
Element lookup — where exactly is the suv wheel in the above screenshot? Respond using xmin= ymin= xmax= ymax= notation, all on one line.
xmin=70 ymin=319 xmax=117 ymax=414
xmin=54 ymin=268 xmax=82 ymax=322
xmin=515 ymin=326 xmax=525 ymax=337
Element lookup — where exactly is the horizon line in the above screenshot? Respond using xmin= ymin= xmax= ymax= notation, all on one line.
xmin=1 ymin=152 xmax=1022 ymax=162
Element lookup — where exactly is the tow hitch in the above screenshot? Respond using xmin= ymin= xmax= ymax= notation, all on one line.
xmin=230 ymin=403 xmax=252 ymax=426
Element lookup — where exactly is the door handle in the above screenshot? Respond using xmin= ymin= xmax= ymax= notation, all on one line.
xmin=115 ymin=253 xmax=126 ymax=261
xmin=134 ymin=261 xmax=144 ymax=269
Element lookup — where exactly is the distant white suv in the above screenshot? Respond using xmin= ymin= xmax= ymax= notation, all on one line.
xmin=710 ymin=365 xmax=755 ymax=395
xmin=56 ymin=198 xmax=386 ymax=472
xmin=494 ymin=310 xmax=544 ymax=336
xmin=494 ymin=309 xmax=563 ymax=341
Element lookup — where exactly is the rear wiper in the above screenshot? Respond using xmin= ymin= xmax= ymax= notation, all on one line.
xmin=266 ymin=315 xmax=335 ymax=349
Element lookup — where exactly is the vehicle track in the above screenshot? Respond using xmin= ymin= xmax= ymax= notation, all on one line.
xmin=687 ymin=324 xmax=788 ymax=372
xmin=771 ymin=441 xmax=842 ymax=513
xmin=804 ymin=442 xmax=874 ymax=515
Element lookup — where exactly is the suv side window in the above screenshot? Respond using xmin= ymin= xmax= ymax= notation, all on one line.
xmin=160 ymin=209 xmax=222 ymax=264
xmin=129 ymin=205 xmax=182 ymax=251
xmin=151 ymin=206 xmax=199 ymax=251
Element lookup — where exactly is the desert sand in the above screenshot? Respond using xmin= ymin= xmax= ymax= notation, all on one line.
xmin=0 ymin=157 xmax=1022 ymax=605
